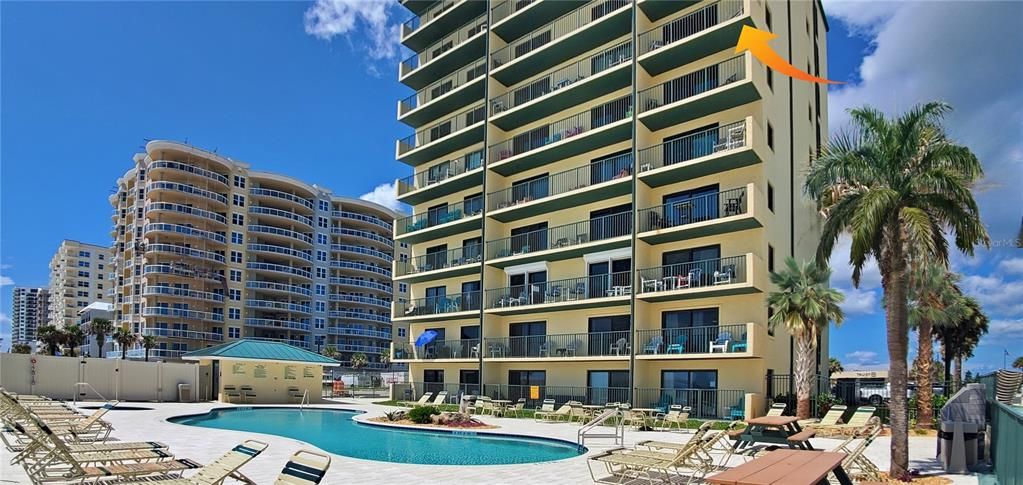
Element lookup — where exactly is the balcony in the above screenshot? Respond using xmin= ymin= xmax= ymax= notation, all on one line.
xmin=142 ymin=306 xmax=224 ymax=323
xmin=142 ymin=285 xmax=225 ymax=303
xmin=146 ymin=202 xmax=227 ymax=225
xmin=330 ymin=244 xmax=393 ymax=265
xmin=399 ymin=0 xmax=436 ymax=17
xmin=329 ymin=294 xmax=391 ymax=311
xmin=637 ymin=0 xmax=700 ymax=22
xmin=143 ymin=223 xmax=226 ymax=245
xmin=487 ymin=153 xmax=632 ymax=221
xmin=479 ymin=384 xmax=631 ymax=408
xmin=330 ymin=260 xmax=391 ymax=278
xmin=146 ymin=181 xmax=227 ymax=207
xmin=487 ymin=212 xmax=631 ymax=268
xmin=332 ymin=227 xmax=394 ymax=249
xmin=146 ymin=243 xmax=225 ymax=264
xmin=392 ymin=338 xmax=479 ymax=362
xmin=484 ymin=330 xmax=630 ymax=361
xmin=396 ymin=149 xmax=484 ymax=205
xmin=631 ymin=387 xmax=746 ymax=419
xmin=488 ymin=95 xmax=632 ymax=176
xmin=330 ymin=277 xmax=391 ymax=294
xmin=637 ymin=184 xmax=763 ymax=244
xmin=249 ymin=206 xmax=314 ymax=229
xmin=245 ymin=317 xmax=310 ymax=332
xmin=245 ymin=299 xmax=312 ymax=315
xmin=143 ymin=264 xmax=225 ymax=284
xmin=634 ymin=322 xmax=759 ymax=360
xmin=245 ymin=336 xmax=311 ymax=349
xmin=248 ymin=225 xmax=314 ymax=246
xmin=485 ymin=272 xmax=631 ymax=315
xmin=331 ymin=211 xmax=393 ymax=233
xmin=637 ymin=0 xmax=753 ymax=76
xmin=329 ymin=310 xmax=391 ymax=324
xmin=489 ymin=0 xmax=631 ymax=86
xmin=148 ymin=160 xmax=229 ymax=187
xmin=638 ymin=54 xmax=762 ymax=131
xmin=393 ymin=292 xmax=482 ymax=322
xmin=399 ymin=14 xmax=487 ymax=90
xmin=107 ymin=348 xmax=186 ymax=360
xmin=490 ymin=0 xmax=587 ymax=42
xmin=490 ymin=41 xmax=632 ymax=131
xmin=394 ymin=195 xmax=483 ymax=244
xmin=394 ymin=244 xmax=482 ymax=283
xmin=400 ymin=0 xmax=486 ymax=52
xmin=328 ymin=326 xmax=391 ymax=339
xmin=245 ymin=280 xmax=312 ymax=298
xmin=246 ymin=262 xmax=313 ymax=280
xmin=636 ymin=253 xmax=764 ymax=302
xmin=249 ymin=187 xmax=315 ymax=211
xmin=247 ymin=243 xmax=313 ymax=263
xmin=637 ymin=117 xmax=764 ymax=187
xmin=396 ymin=104 xmax=486 ymax=167
xmin=141 ymin=327 xmax=225 ymax=342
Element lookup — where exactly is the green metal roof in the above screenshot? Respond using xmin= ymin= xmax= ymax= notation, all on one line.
xmin=181 ymin=339 xmax=340 ymax=365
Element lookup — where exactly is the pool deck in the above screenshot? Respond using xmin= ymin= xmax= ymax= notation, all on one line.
xmin=1 ymin=399 xmax=982 ymax=484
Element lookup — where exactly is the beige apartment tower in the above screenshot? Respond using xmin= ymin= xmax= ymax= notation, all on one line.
xmin=392 ymin=0 xmax=828 ymax=418
xmin=48 ymin=240 xmax=112 ymax=329
xmin=109 ymin=141 xmax=405 ymax=362
xmin=12 ymin=287 xmax=50 ymax=350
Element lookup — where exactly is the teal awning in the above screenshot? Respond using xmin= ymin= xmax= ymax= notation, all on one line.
xmin=181 ymin=339 xmax=340 ymax=366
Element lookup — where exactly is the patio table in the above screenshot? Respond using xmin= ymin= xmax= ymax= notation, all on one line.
xmin=734 ymin=416 xmax=813 ymax=451
xmin=706 ymin=449 xmax=852 ymax=485
xmin=492 ymin=399 xmax=512 ymax=416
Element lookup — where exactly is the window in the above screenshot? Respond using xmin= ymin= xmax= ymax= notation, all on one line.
xmin=317 ymin=233 xmax=328 ymax=245
xmin=97 ymin=283 xmax=103 ymax=290
xmin=317 ymin=250 xmax=327 ymax=262
xmin=97 ymin=263 xmax=104 ymax=270
xmin=315 ymin=284 xmax=326 ymax=296
xmin=233 ymin=194 xmax=245 ymax=207
xmin=316 ymin=267 xmax=327 ymax=279
xmin=228 ymin=308 xmax=241 ymax=320
xmin=78 ymin=260 xmax=90 ymax=268
xmin=79 ymin=250 xmax=91 ymax=257
xmin=78 ymin=281 xmax=90 ymax=288
xmin=231 ymin=232 xmax=244 ymax=244
xmin=232 ymin=213 xmax=244 ymax=225
xmin=233 ymin=176 xmax=246 ymax=188
xmin=315 ymin=301 xmax=326 ymax=312
xmin=314 ymin=318 xmax=325 ymax=329
xmin=78 ymin=270 xmax=90 ymax=278
xmin=228 ymin=327 xmax=241 ymax=338
xmin=767 ymin=123 xmax=774 ymax=150
xmin=319 ymin=200 xmax=330 ymax=211
xmin=230 ymin=251 xmax=243 ymax=263
xmin=98 ymin=254 xmax=105 ymax=260
xmin=318 ymin=217 xmax=328 ymax=228
xmin=397 ymin=328 xmax=406 ymax=338
xmin=229 ymin=270 xmax=242 ymax=282
xmin=768 ymin=245 xmax=775 ymax=273
xmin=229 ymin=289 xmax=241 ymax=301
xmin=767 ymin=184 xmax=774 ymax=212
xmin=400 ymin=242 xmax=409 ymax=249
xmin=399 ymin=283 xmax=408 ymax=293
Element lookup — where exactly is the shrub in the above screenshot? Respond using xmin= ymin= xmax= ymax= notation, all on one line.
xmin=408 ymin=405 xmax=440 ymax=424
xmin=384 ymin=411 xmax=407 ymax=422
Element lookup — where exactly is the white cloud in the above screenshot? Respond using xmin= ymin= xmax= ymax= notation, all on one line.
xmin=828 ymin=235 xmax=881 ymax=290
xmin=997 ymin=257 xmax=1023 ymax=276
xmin=0 ymin=312 xmax=10 ymax=325
xmin=960 ymin=274 xmax=1023 ymax=318
xmin=825 ymin=1 xmax=1023 ymax=242
xmin=985 ymin=319 xmax=1023 ymax=341
xmin=359 ymin=181 xmax=404 ymax=212
xmin=836 ymin=286 xmax=879 ymax=315
xmin=845 ymin=350 xmax=884 ymax=368
xmin=304 ymin=0 xmax=403 ymax=69
xmin=0 ymin=275 xmax=13 ymax=287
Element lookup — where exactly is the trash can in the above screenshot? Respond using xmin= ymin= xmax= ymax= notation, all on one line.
xmin=178 ymin=384 xmax=192 ymax=403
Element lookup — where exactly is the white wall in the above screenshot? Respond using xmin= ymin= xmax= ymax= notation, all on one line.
xmin=0 ymin=353 xmax=201 ymax=402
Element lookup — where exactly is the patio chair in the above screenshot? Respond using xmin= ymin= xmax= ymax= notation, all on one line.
xmin=538 ymin=341 xmax=550 ymax=357
xmin=568 ymin=402 xmax=587 ymax=423
xmin=400 ymin=392 xmax=432 ymax=408
xmin=430 ymin=391 xmax=449 ymax=406
xmin=728 ymin=397 xmax=746 ymax=420
xmin=567 ymin=282 xmax=586 ymax=301
xmin=800 ymin=404 xmax=847 ymax=427
xmin=713 ymin=265 xmax=734 ymax=285
xmin=533 ymin=399 xmax=556 ymax=422
xmin=115 ymin=439 xmax=270 ymax=485
xmin=239 ymin=386 xmax=257 ymax=404
xmin=506 ymin=398 xmax=526 ymax=418
xmin=222 ymin=385 xmax=242 ymax=403
xmin=543 ymin=404 xmax=573 ymax=423
xmin=656 ymin=405 xmax=691 ymax=432
xmin=709 ymin=332 xmax=731 ymax=353
xmin=815 ymin=406 xmax=876 ymax=436
xmin=641 ymin=277 xmax=662 ymax=292
xmin=592 ymin=422 xmax=716 ymax=483
xmin=610 ymin=338 xmax=630 ymax=356
xmin=643 ymin=335 xmax=663 ymax=354
xmin=666 ymin=335 xmax=688 ymax=354
xmin=766 ymin=402 xmax=787 ymax=416
xmin=274 ymin=449 xmax=332 ymax=485
xmin=479 ymin=397 xmax=496 ymax=416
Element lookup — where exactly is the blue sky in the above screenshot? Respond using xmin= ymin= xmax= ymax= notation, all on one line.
xmin=2 ymin=1 xmax=1020 ymax=373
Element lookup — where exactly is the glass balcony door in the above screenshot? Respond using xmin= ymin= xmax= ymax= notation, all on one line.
xmin=588 ymin=258 xmax=631 ymax=298
xmin=663 ymin=184 xmax=719 ymax=226
xmin=460 ymin=369 xmax=480 ymax=395
xmin=509 ymin=321 xmax=547 ymax=357
xmin=507 ymin=370 xmax=546 ymax=402
xmin=662 ymin=123 xmax=719 ymax=166
xmin=661 ymin=308 xmax=719 ymax=354
xmin=424 ymin=369 xmax=445 ymax=395
xmin=588 ymin=370 xmax=629 ymax=404
xmin=662 ymin=245 xmax=720 ymax=286
xmin=661 ymin=370 xmax=718 ymax=417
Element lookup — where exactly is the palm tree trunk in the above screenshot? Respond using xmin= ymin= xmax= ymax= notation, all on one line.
xmin=954 ymin=355 xmax=963 ymax=389
xmin=942 ymin=340 xmax=952 ymax=395
xmin=145 ymin=349 xmax=150 ymax=362
xmin=916 ymin=320 xmax=935 ymax=429
xmin=883 ymin=249 xmax=911 ymax=480
xmin=121 ymin=346 xmax=127 ymax=360
xmin=794 ymin=333 xmax=815 ymax=419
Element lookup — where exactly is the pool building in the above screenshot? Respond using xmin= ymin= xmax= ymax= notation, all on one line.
xmin=390 ymin=0 xmax=830 ymax=418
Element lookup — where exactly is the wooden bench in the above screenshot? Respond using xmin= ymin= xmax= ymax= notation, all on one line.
xmin=786 ymin=429 xmax=816 ymax=444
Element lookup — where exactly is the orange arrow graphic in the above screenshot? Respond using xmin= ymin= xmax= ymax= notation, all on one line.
xmin=735 ymin=25 xmax=844 ymax=85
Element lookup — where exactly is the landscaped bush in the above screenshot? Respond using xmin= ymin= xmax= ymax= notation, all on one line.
xmin=408 ymin=405 xmax=440 ymax=424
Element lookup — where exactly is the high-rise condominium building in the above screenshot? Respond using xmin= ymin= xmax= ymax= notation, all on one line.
xmin=13 ymin=287 xmax=50 ymax=349
xmin=391 ymin=0 xmax=828 ymax=417
xmin=48 ymin=240 xmax=112 ymax=328
xmin=110 ymin=140 xmax=406 ymax=362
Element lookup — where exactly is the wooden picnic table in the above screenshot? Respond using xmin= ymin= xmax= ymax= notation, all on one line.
xmin=706 ymin=449 xmax=853 ymax=485
xmin=735 ymin=416 xmax=814 ymax=451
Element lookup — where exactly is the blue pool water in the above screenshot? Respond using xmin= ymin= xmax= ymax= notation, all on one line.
xmin=169 ymin=407 xmax=585 ymax=465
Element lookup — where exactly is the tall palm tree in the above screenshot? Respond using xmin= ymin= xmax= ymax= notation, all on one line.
xmin=829 ymin=357 xmax=844 ymax=375
xmin=63 ymin=324 xmax=86 ymax=357
xmin=112 ymin=328 xmax=137 ymax=360
xmin=350 ymin=352 xmax=368 ymax=371
xmin=36 ymin=325 xmax=65 ymax=356
xmin=1013 ymin=356 xmax=1023 ymax=370
xmin=89 ymin=318 xmax=114 ymax=358
xmin=805 ymin=102 xmax=988 ymax=478
xmin=141 ymin=335 xmax=158 ymax=362
xmin=322 ymin=345 xmax=339 ymax=360
xmin=935 ymin=296 xmax=988 ymax=389
xmin=767 ymin=257 xmax=845 ymax=419
xmin=908 ymin=261 xmax=966 ymax=429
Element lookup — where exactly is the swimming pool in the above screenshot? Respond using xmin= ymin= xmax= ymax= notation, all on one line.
xmin=169 ymin=407 xmax=586 ymax=465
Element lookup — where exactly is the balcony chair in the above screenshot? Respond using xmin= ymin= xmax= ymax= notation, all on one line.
xmin=709 ymin=332 xmax=732 ymax=353
xmin=714 ymin=265 xmax=735 ymax=285
xmin=470 ymin=343 xmax=480 ymax=358
xmin=403 ymin=304 xmax=418 ymax=316
xmin=538 ymin=341 xmax=550 ymax=357
xmin=666 ymin=335 xmax=688 ymax=354
xmin=544 ymin=285 xmax=563 ymax=302
xmin=715 ymin=124 xmax=746 ymax=152
xmin=728 ymin=397 xmax=746 ymax=420
xmin=731 ymin=335 xmax=748 ymax=352
xmin=567 ymin=282 xmax=586 ymax=301
xmin=610 ymin=338 xmax=630 ymax=356
xmin=724 ymin=195 xmax=744 ymax=216
xmin=641 ymin=277 xmax=663 ymax=293
xmin=643 ymin=335 xmax=663 ymax=354
xmin=563 ymin=340 xmax=578 ymax=357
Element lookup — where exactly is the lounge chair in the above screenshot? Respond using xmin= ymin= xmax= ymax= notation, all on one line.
xmin=800 ymin=404 xmax=846 ymax=427
xmin=240 ymin=386 xmax=257 ymax=404
xmin=533 ymin=399 xmax=557 ymax=422
xmin=831 ymin=417 xmax=883 ymax=481
xmin=288 ymin=387 xmax=305 ymax=404
xmin=115 ymin=439 xmax=269 ymax=485
xmin=274 ymin=449 xmax=332 ymax=485
xmin=222 ymin=385 xmax=242 ymax=403
xmin=400 ymin=392 xmax=433 ymax=408
xmin=591 ymin=423 xmax=717 ymax=484
xmin=430 ymin=391 xmax=449 ymax=406
xmin=815 ymin=406 xmax=876 ymax=436
xmin=766 ymin=402 xmax=787 ymax=416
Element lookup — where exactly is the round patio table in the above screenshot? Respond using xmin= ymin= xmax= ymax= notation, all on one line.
xmin=492 ymin=399 xmax=512 ymax=416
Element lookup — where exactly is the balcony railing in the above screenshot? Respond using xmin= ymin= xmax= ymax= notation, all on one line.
xmin=393 ymin=338 xmax=480 ymax=360
xmin=633 ymin=388 xmax=745 ymax=420
xmin=638 ymin=186 xmax=748 ymax=232
xmin=491 ymin=41 xmax=632 ymax=115
xmin=147 ymin=181 xmax=228 ymax=205
xmin=329 ymin=294 xmax=391 ymax=309
xmin=249 ymin=206 xmax=314 ymax=227
xmin=332 ymin=228 xmax=394 ymax=248
xmin=142 ymin=285 xmax=225 ymax=302
xmin=636 ymin=255 xmax=747 ymax=292
xmin=401 ymin=0 xmax=459 ymax=37
xmin=490 ymin=0 xmax=630 ymax=69
xmin=142 ymin=327 xmax=225 ymax=342
xmin=400 ymin=14 xmax=487 ymax=77
xmin=397 ymin=149 xmax=484 ymax=196
xmin=149 ymin=160 xmax=229 ymax=186
xmin=245 ymin=318 xmax=310 ymax=332
xmin=146 ymin=243 xmax=225 ymax=264
xmin=400 ymin=60 xmax=486 ymax=116
xmin=247 ymin=243 xmax=313 ymax=262
xmin=330 ymin=277 xmax=391 ymax=293
xmin=331 ymin=211 xmax=393 ymax=232
xmin=248 ymin=225 xmax=314 ymax=245
xmin=246 ymin=280 xmax=313 ymax=297
xmin=143 ymin=223 xmax=226 ymax=244
xmin=487 ymin=212 xmax=631 ymax=259
xmin=245 ymin=299 xmax=312 ymax=314
xmin=635 ymin=323 xmax=749 ymax=356
xmin=483 ymin=330 xmax=630 ymax=358
xmin=395 ymin=244 xmax=482 ymax=277
xmin=245 ymin=336 xmax=310 ymax=349
xmin=330 ymin=244 xmax=393 ymax=262
xmin=249 ymin=187 xmax=315 ymax=210
xmin=330 ymin=260 xmax=391 ymax=277
xmin=490 ymin=0 xmax=536 ymax=25
xmin=638 ymin=121 xmax=746 ymax=172
xmin=395 ymin=291 xmax=482 ymax=317
xmin=142 ymin=306 xmax=224 ymax=322
xmin=146 ymin=202 xmax=227 ymax=225
xmin=329 ymin=310 xmax=391 ymax=324
xmin=481 ymin=384 xmax=631 ymax=408
xmin=395 ymin=195 xmax=483 ymax=236
xmin=638 ymin=55 xmax=745 ymax=113
xmin=143 ymin=264 xmax=225 ymax=283
xmin=485 ymin=271 xmax=631 ymax=309
xmin=489 ymin=95 xmax=631 ymax=162
xmin=489 ymin=154 xmax=632 ymax=210
xmin=328 ymin=326 xmax=391 ymax=339
xmin=246 ymin=262 xmax=312 ymax=279
xmin=397 ymin=104 xmax=485 ymax=156
xmin=638 ymin=0 xmax=744 ymax=57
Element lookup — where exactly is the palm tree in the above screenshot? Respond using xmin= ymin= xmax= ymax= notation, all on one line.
xmin=141 ymin=335 xmax=158 ymax=362
xmin=829 ymin=357 xmax=844 ymax=375
xmin=767 ymin=257 xmax=845 ymax=419
xmin=935 ymin=296 xmax=988 ymax=389
xmin=1014 ymin=356 xmax=1023 ymax=370
xmin=805 ymin=102 xmax=989 ymax=478
xmin=36 ymin=325 xmax=65 ymax=356
xmin=112 ymin=328 xmax=137 ymax=360
xmin=11 ymin=343 xmax=32 ymax=354
xmin=322 ymin=345 xmax=339 ymax=360
xmin=63 ymin=324 xmax=86 ymax=357
xmin=350 ymin=352 xmax=368 ymax=371
xmin=89 ymin=318 xmax=114 ymax=358
xmin=908 ymin=261 xmax=966 ymax=429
